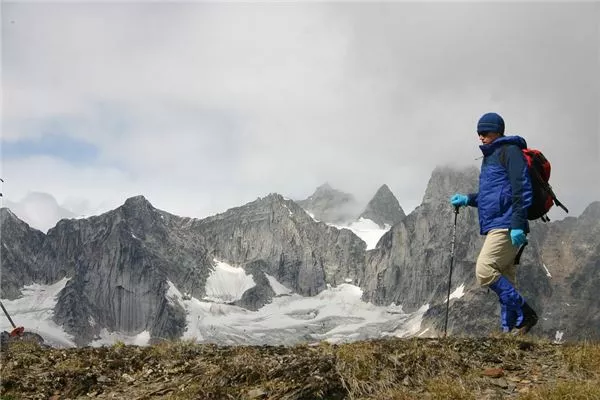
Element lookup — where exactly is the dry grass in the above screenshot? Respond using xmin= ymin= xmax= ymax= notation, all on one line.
xmin=519 ymin=380 xmax=600 ymax=400
xmin=1 ymin=335 xmax=599 ymax=399
xmin=563 ymin=341 xmax=600 ymax=376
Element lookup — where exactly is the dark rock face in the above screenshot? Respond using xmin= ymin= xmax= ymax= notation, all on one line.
xmin=45 ymin=196 xmax=212 ymax=345
xmin=359 ymin=184 xmax=406 ymax=228
xmin=234 ymin=261 xmax=276 ymax=311
xmin=528 ymin=201 xmax=600 ymax=340
xmin=0 ymin=208 xmax=47 ymax=299
xmin=191 ymin=194 xmax=367 ymax=296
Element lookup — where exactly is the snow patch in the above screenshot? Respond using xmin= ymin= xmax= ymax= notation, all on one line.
xmin=91 ymin=330 xmax=151 ymax=347
xmin=542 ymin=263 xmax=553 ymax=278
xmin=328 ymin=218 xmax=391 ymax=250
xmin=445 ymin=283 xmax=465 ymax=302
xmin=381 ymin=304 xmax=429 ymax=339
xmin=554 ymin=330 xmax=564 ymax=344
xmin=0 ymin=278 xmax=76 ymax=348
xmin=203 ymin=260 xmax=256 ymax=303
xmin=178 ymin=281 xmax=428 ymax=346
xmin=307 ymin=211 xmax=320 ymax=222
xmin=265 ymin=274 xmax=293 ymax=295
xmin=282 ymin=204 xmax=293 ymax=216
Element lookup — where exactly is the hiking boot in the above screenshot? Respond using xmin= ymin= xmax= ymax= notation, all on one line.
xmin=490 ymin=276 xmax=525 ymax=332
xmin=500 ymin=304 xmax=518 ymax=333
xmin=513 ymin=302 xmax=538 ymax=335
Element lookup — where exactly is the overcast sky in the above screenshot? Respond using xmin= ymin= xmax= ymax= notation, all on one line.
xmin=1 ymin=2 xmax=599 ymax=230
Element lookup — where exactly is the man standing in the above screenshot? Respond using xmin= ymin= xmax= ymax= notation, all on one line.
xmin=451 ymin=112 xmax=538 ymax=334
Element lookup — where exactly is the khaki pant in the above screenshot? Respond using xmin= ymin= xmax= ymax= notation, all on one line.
xmin=476 ymin=229 xmax=519 ymax=287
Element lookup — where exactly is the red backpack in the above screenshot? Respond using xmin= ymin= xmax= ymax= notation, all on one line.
xmin=502 ymin=147 xmax=568 ymax=222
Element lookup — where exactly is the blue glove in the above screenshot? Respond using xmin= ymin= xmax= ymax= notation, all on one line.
xmin=450 ymin=194 xmax=469 ymax=207
xmin=510 ymin=229 xmax=528 ymax=247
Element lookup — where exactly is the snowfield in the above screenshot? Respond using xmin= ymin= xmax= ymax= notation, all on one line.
xmin=1 ymin=260 xmax=466 ymax=347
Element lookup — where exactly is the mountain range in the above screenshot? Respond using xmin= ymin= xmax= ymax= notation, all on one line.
xmin=1 ymin=166 xmax=598 ymax=346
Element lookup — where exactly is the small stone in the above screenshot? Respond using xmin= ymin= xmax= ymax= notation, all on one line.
xmin=247 ymin=388 xmax=266 ymax=399
xmin=97 ymin=375 xmax=110 ymax=383
xmin=121 ymin=373 xmax=135 ymax=383
xmin=482 ymin=368 xmax=504 ymax=378
xmin=492 ymin=378 xmax=509 ymax=389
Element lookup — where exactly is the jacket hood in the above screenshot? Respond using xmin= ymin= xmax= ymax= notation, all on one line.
xmin=480 ymin=135 xmax=527 ymax=156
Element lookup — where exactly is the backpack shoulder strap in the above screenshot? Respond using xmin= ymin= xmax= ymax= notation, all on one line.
xmin=498 ymin=144 xmax=509 ymax=168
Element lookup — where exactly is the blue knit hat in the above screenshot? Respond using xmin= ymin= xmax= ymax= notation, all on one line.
xmin=477 ymin=112 xmax=505 ymax=135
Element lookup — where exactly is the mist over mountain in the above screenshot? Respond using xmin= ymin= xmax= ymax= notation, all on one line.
xmin=297 ymin=182 xmax=406 ymax=229
xmin=2 ymin=192 xmax=77 ymax=233
xmin=296 ymin=183 xmax=360 ymax=224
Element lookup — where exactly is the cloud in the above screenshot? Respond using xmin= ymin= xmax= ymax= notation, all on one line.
xmin=1 ymin=2 xmax=598 ymax=225
xmin=2 ymin=192 xmax=77 ymax=233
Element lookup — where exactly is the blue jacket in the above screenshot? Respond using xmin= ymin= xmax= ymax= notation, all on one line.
xmin=467 ymin=135 xmax=533 ymax=235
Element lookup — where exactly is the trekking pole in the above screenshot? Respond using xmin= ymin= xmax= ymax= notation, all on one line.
xmin=443 ymin=206 xmax=459 ymax=337
xmin=0 ymin=300 xmax=24 ymax=337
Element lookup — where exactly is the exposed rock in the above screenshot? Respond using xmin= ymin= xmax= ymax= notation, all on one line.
xmin=44 ymin=196 xmax=211 ymax=345
xmin=359 ymin=184 xmax=406 ymax=228
xmin=192 ymin=194 xmax=366 ymax=296
xmin=0 ymin=208 xmax=47 ymax=299
xmin=234 ymin=260 xmax=277 ymax=311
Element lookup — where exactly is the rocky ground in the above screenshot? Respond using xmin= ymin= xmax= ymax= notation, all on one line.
xmin=1 ymin=334 xmax=599 ymax=400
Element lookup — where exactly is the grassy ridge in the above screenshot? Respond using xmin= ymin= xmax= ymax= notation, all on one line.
xmin=1 ymin=335 xmax=599 ymax=399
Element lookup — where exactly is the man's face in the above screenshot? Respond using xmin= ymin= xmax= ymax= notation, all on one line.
xmin=478 ymin=132 xmax=502 ymax=145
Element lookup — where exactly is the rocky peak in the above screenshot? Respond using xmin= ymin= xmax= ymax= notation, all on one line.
xmin=118 ymin=195 xmax=163 ymax=230
xmin=1 ymin=207 xmax=37 ymax=233
xmin=305 ymin=183 xmax=354 ymax=203
xmin=422 ymin=166 xmax=479 ymax=204
xmin=297 ymin=183 xmax=358 ymax=224
xmin=580 ymin=201 xmax=600 ymax=220
xmin=122 ymin=195 xmax=154 ymax=212
xmin=201 ymin=193 xmax=313 ymax=227
xmin=359 ymin=184 xmax=405 ymax=228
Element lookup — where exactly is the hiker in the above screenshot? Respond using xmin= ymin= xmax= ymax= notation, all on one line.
xmin=450 ymin=112 xmax=538 ymax=334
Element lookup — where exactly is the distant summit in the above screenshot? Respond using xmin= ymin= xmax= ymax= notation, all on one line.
xmin=359 ymin=184 xmax=405 ymax=228
xmin=297 ymin=183 xmax=359 ymax=224
xmin=422 ymin=166 xmax=479 ymax=205
xmin=297 ymin=183 xmax=406 ymax=229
